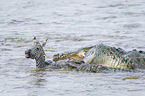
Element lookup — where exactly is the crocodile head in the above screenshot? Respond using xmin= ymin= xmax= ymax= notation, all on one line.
xmin=53 ymin=46 xmax=95 ymax=62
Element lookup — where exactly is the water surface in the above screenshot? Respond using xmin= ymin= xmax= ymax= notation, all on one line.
xmin=1 ymin=0 xmax=145 ymax=96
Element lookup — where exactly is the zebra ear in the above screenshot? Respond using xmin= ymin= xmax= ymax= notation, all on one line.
xmin=42 ymin=38 xmax=48 ymax=47
xmin=33 ymin=37 xmax=40 ymax=45
xmin=33 ymin=37 xmax=36 ymax=40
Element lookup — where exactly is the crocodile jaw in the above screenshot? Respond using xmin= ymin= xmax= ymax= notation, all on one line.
xmin=53 ymin=47 xmax=93 ymax=62
xmin=53 ymin=50 xmax=86 ymax=61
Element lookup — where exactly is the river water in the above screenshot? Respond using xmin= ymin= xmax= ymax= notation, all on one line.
xmin=1 ymin=0 xmax=145 ymax=96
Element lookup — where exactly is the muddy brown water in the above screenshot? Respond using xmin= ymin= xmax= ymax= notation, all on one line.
xmin=1 ymin=0 xmax=145 ymax=96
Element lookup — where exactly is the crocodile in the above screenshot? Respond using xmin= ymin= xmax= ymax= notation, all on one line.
xmin=53 ymin=44 xmax=145 ymax=70
xmin=25 ymin=37 xmax=145 ymax=72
